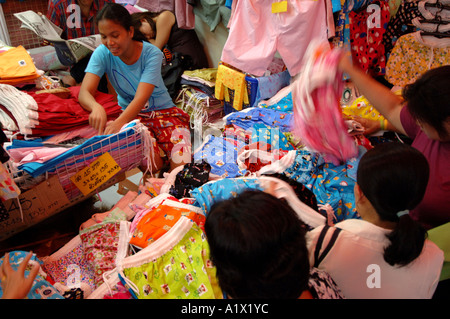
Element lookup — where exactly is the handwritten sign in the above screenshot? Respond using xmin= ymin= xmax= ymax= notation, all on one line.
xmin=70 ymin=152 xmax=121 ymax=196
xmin=0 ymin=175 xmax=70 ymax=240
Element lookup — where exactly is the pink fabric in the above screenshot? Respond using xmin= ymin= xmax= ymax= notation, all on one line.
xmin=292 ymin=43 xmax=358 ymax=165
xmin=8 ymin=146 xmax=70 ymax=164
xmin=221 ymin=0 xmax=328 ymax=76
xmin=175 ymin=0 xmax=196 ymax=29
xmin=24 ymin=86 xmax=121 ymax=137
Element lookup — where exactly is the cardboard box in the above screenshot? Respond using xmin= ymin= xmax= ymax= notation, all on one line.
xmin=0 ymin=171 xmax=126 ymax=241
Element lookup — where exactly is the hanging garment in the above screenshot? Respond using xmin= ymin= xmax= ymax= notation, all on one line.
xmin=348 ymin=0 xmax=390 ymax=77
xmin=215 ymin=64 xmax=249 ymax=111
xmin=385 ymin=31 xmax=450 ymax=87
xmin=221 ymin=0 xmax=328 ymax=77
xmin=382 ymin=0 xmax=420 ymax=60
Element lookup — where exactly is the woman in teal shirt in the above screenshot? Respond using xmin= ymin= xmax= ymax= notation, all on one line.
xmin=79 ymin=3 xmax=190 ymax=172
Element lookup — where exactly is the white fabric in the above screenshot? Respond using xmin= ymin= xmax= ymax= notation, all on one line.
xmin=306 ymin=219 xmax=444 ymax=299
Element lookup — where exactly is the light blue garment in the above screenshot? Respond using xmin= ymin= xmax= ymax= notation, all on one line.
xmin=259 ymin=91 xmax=294 ymax=113
xmin=225 ymin=108 xmax=293 ymax=133
xmin=0 ymin=251 xmax=64 ymax=299
xmin=86 ymin=42 xmax=174 ymax=111
xmin=191 ymin=178 xmax=263 ymax=214
xmin=281 ymin=150 xmax=360 ymax=222
xmin=12 ymin=121 xmax=142 ymax=177
xmin=193 ymin=135 xmax=246 ymax=178
xmin=253 ymin=70 xmax=291 ymax=107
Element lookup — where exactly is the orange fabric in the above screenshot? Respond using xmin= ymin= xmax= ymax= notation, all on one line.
xmin=0 ymin=46 xmax=40 ymax=85
xmin=129 ymin=203 xmax=205 ymax=249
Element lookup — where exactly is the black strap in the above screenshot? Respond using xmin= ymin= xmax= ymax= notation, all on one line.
xmin=313 ymin=225 xmax=342 ymax=268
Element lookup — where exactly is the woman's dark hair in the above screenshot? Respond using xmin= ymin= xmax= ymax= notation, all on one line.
xmin=357 ymin=142 xmax=429 ymax=267
xmin=402 ymin=65 xmax=450 ymax=140
xmin=204 ymin=190 xmax=310 ymax=299
xmin=130 ymin=12 xmax=158 ymax=38
xmin=95 ymin=3 xmax=147 ymax=42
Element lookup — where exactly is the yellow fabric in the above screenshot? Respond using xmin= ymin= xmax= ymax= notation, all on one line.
xmin=215 ymin=64 xmax=249 ymax=111
xmin=183 ymin=68 xmax=217 ymax=82
xmin=0 ymin=46 xmax=40 ymax=84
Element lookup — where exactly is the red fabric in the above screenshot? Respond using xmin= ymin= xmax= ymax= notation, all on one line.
xmin=25 ymin=86 xmax=121 ymax=137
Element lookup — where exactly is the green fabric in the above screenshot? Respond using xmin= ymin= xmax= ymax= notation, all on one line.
xmin=428 ymin=222 xmax=450 ymax=281
xmin=123 ymin=223 xmax=222 ymax=299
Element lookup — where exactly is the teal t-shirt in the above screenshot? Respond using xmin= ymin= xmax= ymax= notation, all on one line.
xmin=85 ymin=41 xmax=175 ymax=112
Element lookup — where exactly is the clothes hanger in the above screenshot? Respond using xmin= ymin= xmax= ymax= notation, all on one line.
xmin=420 ymin=20 xmax=450 ymax=37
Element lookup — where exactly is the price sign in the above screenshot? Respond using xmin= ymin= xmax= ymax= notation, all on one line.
xmin=272 ymin=1 xmax=288 ymax=13
xmin=70 ymin=152 xmax=122 ymax=196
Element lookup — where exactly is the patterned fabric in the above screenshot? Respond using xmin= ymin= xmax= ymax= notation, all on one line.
xmin=308 ymin=267 xmax=345 ymax=299
xmin=191 ymin=178 xmax=263 ymax=215
xmin=138 ymin=107 xmax=190 ymax=161
xmin=169 ymin=161 xmax=211 ymax=199
xmin=382 ymin=1 xmax=420 ymax=60
xmin=341 ymin=95 xmax=386 ymax=122
xmin=215 ymin=64 xmax=249 ymax=111
xmin=0 ymin=251 xmax=64 ymax=299
xmin=0 ymin=162 xmax=20 ymax=201
xmin=385 ymin=32 xmax=450 ymax=87
xmin=42 ymin=236 xmax=97 ymax=295
xmin=349 ymin=0 xmax=390 ymax=77
xmin=259 ymin=90 xmax=293 ymax=113
xmin=225 ymin=108 xmax=293 ymax=133
xmin=129 ymin=202 xmax=206 ymax=249
xmin=193 ymin=134 xmax=246 ymax=178
xmin=80 ymin=208 xmax=127 ymax=288
xmin=122 ymin=218 xmax=222 ymax=299
xmin=280 ymin=150 xmax=360 ymax=222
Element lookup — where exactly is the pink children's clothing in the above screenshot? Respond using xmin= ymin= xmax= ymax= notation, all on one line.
xmin=221 ymin=0 xmax=329 ymax=77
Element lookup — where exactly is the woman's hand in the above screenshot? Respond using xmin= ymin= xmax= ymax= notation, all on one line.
xmin=89 ymin=104 xmax=108 ymax=134
xmin=1 ymin=252 xmax=40 ymax=299
xmin=104 ymin=119 xmax=126 ymax=135
xmin=351 ymin=115 xmax=382 ymax=136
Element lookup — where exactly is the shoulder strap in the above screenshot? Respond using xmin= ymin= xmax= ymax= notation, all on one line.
xmin=313 ymin=225 xmax=342 ymax=268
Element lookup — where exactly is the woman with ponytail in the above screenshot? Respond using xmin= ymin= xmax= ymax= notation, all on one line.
xmin=306 ymin=142 xmax=444 ymax=298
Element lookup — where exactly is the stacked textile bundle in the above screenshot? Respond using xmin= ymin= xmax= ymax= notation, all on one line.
xmin=0 ymin=85 xmax=122 ymax=138
xmin=177 ymin=68 xmax=224 ymax=134
xmin=0 ymin=46 xmax=41 ymax=85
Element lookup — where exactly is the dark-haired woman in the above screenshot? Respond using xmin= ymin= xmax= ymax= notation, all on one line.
xmin=205 ymin=190 xmax=345 ymax=299
xmin=79 ymin=3 xmax=191 ymax=173
xmin=130 ymin=10 xmax=208 ymax=70
xmin=339 ymin=57 xmax=450 ymax=230
xmin=306 ymin=142 xmax=444 ymax=299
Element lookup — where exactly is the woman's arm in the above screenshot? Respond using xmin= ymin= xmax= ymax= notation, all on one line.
xmin=338 ymin=56 xmax=407 ymax=135
xmin=150 ymin=11 xmax=176 ymax=50
xmin=79 ymin=72 xmax=108 ymax=134
xmin=103 ymin=82 xmax=155 ymax=134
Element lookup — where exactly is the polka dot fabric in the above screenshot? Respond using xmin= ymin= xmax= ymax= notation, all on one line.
xmin=349 ymin=1 xmax=390 ymax=77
